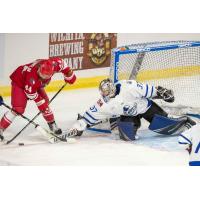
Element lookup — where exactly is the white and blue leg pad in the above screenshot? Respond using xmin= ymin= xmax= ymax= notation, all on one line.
xmin=149 ymin=114 xmax=187 ymax=135
xmin=118 ymin=121 xmax=137 ymax=141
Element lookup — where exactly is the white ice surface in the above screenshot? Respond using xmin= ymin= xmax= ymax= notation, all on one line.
xmin=0 ymin=88 xmax=190 ymax=166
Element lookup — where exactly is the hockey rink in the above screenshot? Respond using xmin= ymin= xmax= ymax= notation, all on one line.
xmin=0 ymin=87 xmax=190 ymax=166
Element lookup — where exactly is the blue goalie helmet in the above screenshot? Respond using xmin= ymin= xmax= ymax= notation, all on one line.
xmin=99 ymin=78 xmax=116 ymax=98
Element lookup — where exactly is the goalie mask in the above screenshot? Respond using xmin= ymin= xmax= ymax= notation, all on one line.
xmin=99 ymin=78 xmax=116 ymax=99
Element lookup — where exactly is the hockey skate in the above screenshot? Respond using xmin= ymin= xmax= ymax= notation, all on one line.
xmin=0 ymin=128 xmax=4 ymax=142
xmin=48 ymin=121 xmax=62 ymax=135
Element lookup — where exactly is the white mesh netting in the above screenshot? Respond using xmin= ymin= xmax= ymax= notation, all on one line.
xmin=110 ymin=41 xmax=200 ymax=114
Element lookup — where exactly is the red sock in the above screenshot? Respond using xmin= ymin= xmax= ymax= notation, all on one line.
xmin=42 ymin=108 xmax=54 ymax=123
xmin=0 ymin=111 xmax=17 ymax=130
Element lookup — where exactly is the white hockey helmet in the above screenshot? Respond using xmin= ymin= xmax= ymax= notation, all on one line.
xmin=99 ymin=78 xmax=116 ymax=98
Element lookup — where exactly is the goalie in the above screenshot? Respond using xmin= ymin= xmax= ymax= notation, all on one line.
xmin=67 ymin=78 xmax=195 ymax=141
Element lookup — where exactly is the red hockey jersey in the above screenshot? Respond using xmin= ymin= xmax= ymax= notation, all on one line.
xmin=10 ymin=58 xmax=75 ymax=101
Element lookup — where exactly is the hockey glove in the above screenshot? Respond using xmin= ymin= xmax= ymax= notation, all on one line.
xmin=64 ymin=70 xmax=76 ymax=84
xmin=67 ymin=128 xmax=83 ymax=137
xmin=155 ymin=86 xmax=175 ymax=103
xmin=68 ymin=119 xmax=87 ymax=137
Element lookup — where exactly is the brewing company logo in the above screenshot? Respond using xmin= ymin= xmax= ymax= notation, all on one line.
xmin=87 ymin=33 xmax=111 ymax=65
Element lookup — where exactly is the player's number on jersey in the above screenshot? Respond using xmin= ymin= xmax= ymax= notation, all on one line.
xmin=194 ymin=142 xmax=200 ymax=154
xmin=22 ymin=65 xmax=31 ymax=73
xmin=90 ymin=106 xmax=97 ymax=112
xmin=137 ymin=82 xmax=143 ymax=89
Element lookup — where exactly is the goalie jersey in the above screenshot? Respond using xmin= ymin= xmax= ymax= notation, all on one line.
xmin=178 ymin=124 xmax=200 ymax=166
xmin=82 ymin=80 xmax=157 ymax=126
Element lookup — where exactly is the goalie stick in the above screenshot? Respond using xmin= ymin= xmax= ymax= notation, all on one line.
xmin=129 ymin=52 xmax=146 ymax=80
xmin=186 ymin=113 xmax=200 ymax=119
xmin=53 ymin=115 xmax=111 ymax=140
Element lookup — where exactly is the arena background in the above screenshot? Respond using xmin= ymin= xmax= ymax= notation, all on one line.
xmin=1 ymin=33 xmax=200 ymax=96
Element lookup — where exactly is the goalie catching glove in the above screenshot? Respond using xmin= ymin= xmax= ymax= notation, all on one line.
xmin=154 ymin=86 xmax=175 ymax=103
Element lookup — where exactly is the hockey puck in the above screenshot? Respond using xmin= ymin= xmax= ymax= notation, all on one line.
xmin=18 ymin=143 xmax=24 ymax=146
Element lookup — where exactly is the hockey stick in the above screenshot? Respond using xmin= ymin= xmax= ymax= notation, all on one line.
xmin=61 ymin=117 xmax=111 ymax=138
xmin=0 ymin=96 xmax=69 ymax=143
xmin=4 ymin=83 xmax=67 ymax=144
xmin=186 ymin=113 xmax=200 ymax=119
xmin=129 ymin=52 xmax=146 ymax=80
xmin=79 ymin=114 xmax=111 ymax=134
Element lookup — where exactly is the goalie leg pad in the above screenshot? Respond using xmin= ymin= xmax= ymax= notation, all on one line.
xmin=117 ymin=121 xmax=138 ymax=141
xmin=110 ymin=117 xmax=120 ymax=140
xmin=149 ymin=114 xmax=189 ymax=135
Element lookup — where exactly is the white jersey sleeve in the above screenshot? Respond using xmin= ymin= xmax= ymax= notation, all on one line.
xmin=120 ymin=80 xmax=157 ymax=99
xmin=178 ymin=124 xmax=200 ymax=166
xmin=82 ymin=97 xmax=115 ymax=126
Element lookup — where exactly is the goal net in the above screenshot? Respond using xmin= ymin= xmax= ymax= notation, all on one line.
xmin=110 ymin=41 xmax=200 ymax=115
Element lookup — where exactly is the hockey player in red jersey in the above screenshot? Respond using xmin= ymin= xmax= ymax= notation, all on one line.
xmin=0 ymin=58 xmax=76 ymax=141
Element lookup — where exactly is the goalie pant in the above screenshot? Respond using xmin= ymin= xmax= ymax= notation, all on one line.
xmin=178 ymin=124 xmax=200 ymax=166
